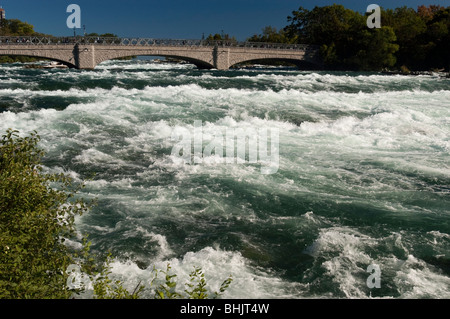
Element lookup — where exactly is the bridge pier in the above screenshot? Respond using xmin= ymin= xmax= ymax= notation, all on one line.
xmin=213 ymin=46 xmax=230 ymax=70
xmin=74 ymin=44 xmax=96 ymax=70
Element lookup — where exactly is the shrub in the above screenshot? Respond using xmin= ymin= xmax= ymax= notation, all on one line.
xmin=0 ymin=129 xmax=90 ymax=298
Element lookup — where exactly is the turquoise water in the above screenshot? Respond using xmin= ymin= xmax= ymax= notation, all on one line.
xmin=1 ymin=59 xmax=449 ymax=298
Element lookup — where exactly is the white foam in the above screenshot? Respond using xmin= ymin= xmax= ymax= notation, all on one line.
xmin=304 ymin=227 xmax=378 ymax=298
xmin=97 ymin=59 xmax=194 ymax=71
xmin=101 ymin=246 xmax=308 ymax=299
xmin=393 ymin=255 xmax=450 ymax=299
xmin=305 ymin=227 xmax=450 ymax=298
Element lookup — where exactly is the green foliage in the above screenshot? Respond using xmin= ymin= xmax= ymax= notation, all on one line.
xmin=0 ymin=56 xmax=45 ymax=64
xmin=90 ymin=253 xmax=144 ymax=299
xmin=152 ymin=264 xmax=233 ymax=300
xmin=65 ymin=237 xmax=143 ymax=299
xmin=282 ymin=4 xmax=399 ymax=70
xmin=353 ymin=27 xmax=399 ymax=70
xmin=319 ymin=43 xmax=338 ymax=66
xmin=0 ymin=129 xmax=91 ymax=299
xmin=153 ymin=264 xmax=181 ymax=299
xmin=184 ymin=267 xmax=209 ymax=299
xmin=382 ymin=7 xmax=427 ymax=69
xmin=0 ymin=19 xmax=35 ymax=36
xmin=256 ymin=4 xmax=450 ymax=71
xmin=205 ymin=33 xmax=237 ymax=43
xmin=86 ymin=33 xmax=119 ymax=38
xmin=67 ymin=258 xmax=233 ymax=300
xmin=247 ymin=26 xmax=293 ymax=43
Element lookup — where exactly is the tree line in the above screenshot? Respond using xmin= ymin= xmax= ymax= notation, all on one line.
xmin=248 ymin=4 xmax=450 ymax=72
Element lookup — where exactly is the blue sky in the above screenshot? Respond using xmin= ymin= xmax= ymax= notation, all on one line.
xmin=1 ymin=0 xmax=450 ymax=40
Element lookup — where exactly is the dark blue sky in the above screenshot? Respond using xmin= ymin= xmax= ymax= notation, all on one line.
xmin=1 ymin=0 xmax=449 ymax=40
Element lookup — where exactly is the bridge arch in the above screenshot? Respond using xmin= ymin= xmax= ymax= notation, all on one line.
xmin=97 ymin=53 xmax=215 ymax=70
xmin=229 ymin=58 xmax=322 ymax=70
xmin=93 ymin=47 xmax=216 ymax=70
xmin=0 ymin=44 xmax=78 ymax=68
xmin=227 ymin=50 xmax=321 ymax=70
xmin=5 ymin=54 xmax=77 ymax=69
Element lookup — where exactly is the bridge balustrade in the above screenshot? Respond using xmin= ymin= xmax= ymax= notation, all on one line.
xmin=0 ymin=36 xmax=316 ymax=51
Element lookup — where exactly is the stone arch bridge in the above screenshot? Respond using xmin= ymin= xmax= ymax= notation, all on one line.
xmin=0 ymin=36 xmax=321 ymax=70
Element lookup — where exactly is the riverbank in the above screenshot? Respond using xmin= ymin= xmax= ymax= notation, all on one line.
xmin=382 ymin=67 xmax=450 ymax=77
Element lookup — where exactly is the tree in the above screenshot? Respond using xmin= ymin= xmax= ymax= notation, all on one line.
xmin=247 ymin=26 xmax=291 ymax=43
xmin=417 ymin=5 xmax=444 ymax=22
xmin=283 ymin=4 xmax=400 ymax=70
xmin=383 ymin=5 xmax=450 ymax=71
xmin=383 ymin=6 xmax=427 ymax=69
xmin=86 ymin=33 xmax=118 ymax=38
xmin=284 ymin=6 xmax=310 ymax=42
xmin=99 ymin=33 xmax=118 ymax=38
xmin=423 ymin=7 xmax=450 ymax=70
xmin=353 ymin=27 xmax=399 ymax=70
xmin=0 ymin=19 xmax=35 ymax=36
xmin=206 ymin=33 xmax=236 ymax=42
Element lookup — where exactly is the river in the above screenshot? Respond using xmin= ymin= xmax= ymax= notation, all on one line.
xmin=1 ymin=59 xmax=449 ymax=298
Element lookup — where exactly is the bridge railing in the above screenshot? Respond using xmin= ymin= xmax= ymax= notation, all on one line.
xmin=0 ymin=36 xmax=317 ymax=51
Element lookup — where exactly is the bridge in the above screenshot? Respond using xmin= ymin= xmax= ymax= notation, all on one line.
xmin=0 ymin=36 xmax=321 ymax=70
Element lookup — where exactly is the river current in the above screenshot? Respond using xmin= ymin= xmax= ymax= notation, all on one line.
xmin=1 ymin=59 xmax=449 ymax=298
